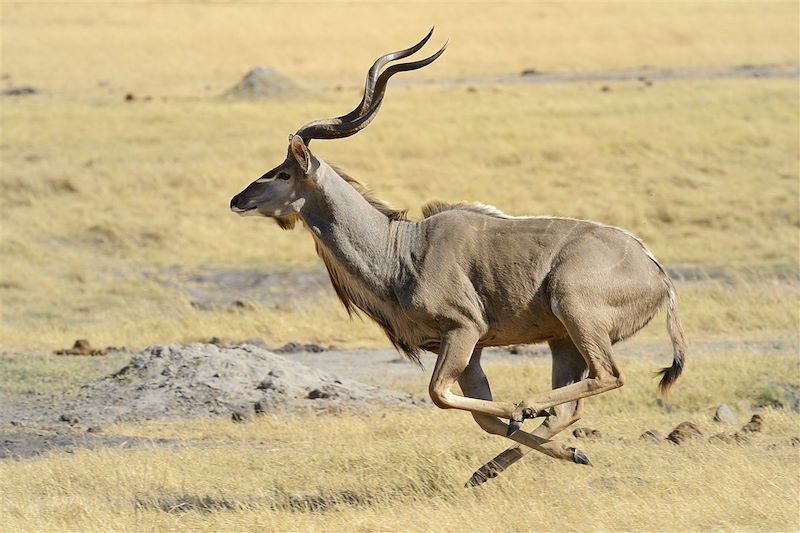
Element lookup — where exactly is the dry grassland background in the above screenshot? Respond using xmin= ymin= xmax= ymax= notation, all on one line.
xmin=1 ymin=1 xmax=799 ymax=532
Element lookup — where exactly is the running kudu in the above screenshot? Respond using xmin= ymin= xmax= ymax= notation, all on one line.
xmin=230 ymin=29 xmax=687 ymax=486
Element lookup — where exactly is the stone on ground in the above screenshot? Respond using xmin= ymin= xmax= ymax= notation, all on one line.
xmin=667 ymin=421 xmax=703 ymax=444
xmin=714 ymin=404 xmax=737 ymax=425
xmin=740 ymin=414 xmax=764 ymax=433
xmin=572 ymin=427 xmax=602 ymax=440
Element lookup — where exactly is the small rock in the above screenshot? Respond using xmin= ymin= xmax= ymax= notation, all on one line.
xmin=231 ymin=410 xmax=249 ymax=423
xmin=86 ymin=426 xmax=102 ymax=434
xmin=125 ymin=93 xmax=135 ymax=102
xmin=790 ymin=436 xmax=800 ymax=447
xmin=640 ymin=430 xmax=663 ymax=443
xmin=59 ymin=414 xmax=79 ymax=425
xmin=520 ymin=68 xmax=540 ymax=76
xmin=667 ymin=421 xmax=703 ymax=444
xmin=714 ymin=404 xmax=737 ymax=425
xmin=307 ymin=388 xmax=330 ymax=400
xmin=572 ymin=427 xmax=602 ymax=440
xmin=600 ymin=85 xmax=611 ymax=93
xmin=740 ymin=414 xmax=763 ymax=433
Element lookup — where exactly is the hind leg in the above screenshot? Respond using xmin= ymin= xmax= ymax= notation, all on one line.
xmin=508 ymin=300 xmax=625 ymax=434
xmin=533 ymin=337 xmax=589 ymax=437
xmin=457 ymin=348 xmax=587 ymax=485
xmin=467 ymin=337 xmax=589 ymax=486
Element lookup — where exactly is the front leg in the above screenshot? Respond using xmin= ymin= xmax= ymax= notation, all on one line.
xmin=428 ymin=327 xmax=516 ymax=419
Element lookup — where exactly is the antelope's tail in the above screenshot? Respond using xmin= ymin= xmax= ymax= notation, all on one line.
xmin=658 ymin=276 xmax=687 ymax=396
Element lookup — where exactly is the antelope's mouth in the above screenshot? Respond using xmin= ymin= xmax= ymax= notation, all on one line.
xmin=230 ymin=204 xmax=263 ymax=217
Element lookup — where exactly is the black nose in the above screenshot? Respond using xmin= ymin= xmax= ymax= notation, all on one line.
xmin=230 ymin=193 xmax=251 ymax=212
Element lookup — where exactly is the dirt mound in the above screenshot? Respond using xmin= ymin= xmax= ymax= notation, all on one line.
xmin=224 ymin=66 xmax=304 ymax=99
xmin=65 ymin=344 xmax=416 ymax=423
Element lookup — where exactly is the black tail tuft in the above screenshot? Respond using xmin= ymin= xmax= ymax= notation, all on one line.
xmin=657 ymin=356 xmax=683 ymax=396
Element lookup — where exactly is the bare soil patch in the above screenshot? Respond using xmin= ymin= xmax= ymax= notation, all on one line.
xmin=53 ymin=344 xmax=419 ymax=424
xmin=0 ymin=343 xmax=425 ymax=459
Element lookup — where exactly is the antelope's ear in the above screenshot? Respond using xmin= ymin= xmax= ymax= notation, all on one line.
xmin=289 ymin=134 xmax=311 ymax=174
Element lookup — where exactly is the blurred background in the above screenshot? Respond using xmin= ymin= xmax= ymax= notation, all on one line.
xmin=1 ymin=2 xmax=798 ymax=351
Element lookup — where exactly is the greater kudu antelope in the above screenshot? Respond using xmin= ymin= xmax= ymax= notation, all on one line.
xmin=230 ymin=29 xmax=687 ymax=486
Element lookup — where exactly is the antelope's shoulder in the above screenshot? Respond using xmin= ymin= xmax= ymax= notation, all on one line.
xmin=421 ymin=200 xmax=511 ymax=220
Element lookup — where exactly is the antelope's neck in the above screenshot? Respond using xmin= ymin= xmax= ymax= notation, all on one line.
xmin=298 ymin=167 xmax=413 ymax=298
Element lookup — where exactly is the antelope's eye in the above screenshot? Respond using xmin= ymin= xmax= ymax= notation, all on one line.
xmin=277 ymin=172 xmax=291 ymax=181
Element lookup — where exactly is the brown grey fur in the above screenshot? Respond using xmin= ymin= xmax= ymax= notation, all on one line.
xmin=229 ymin=32 xmax=687 ymax=484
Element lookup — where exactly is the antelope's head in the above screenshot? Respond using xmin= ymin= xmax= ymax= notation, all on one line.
xmin=229 ymin=29 xmax=446 ymax=227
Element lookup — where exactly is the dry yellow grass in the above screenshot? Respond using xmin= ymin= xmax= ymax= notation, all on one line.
xmin=2 ymin=351 xmax=798 ymax=531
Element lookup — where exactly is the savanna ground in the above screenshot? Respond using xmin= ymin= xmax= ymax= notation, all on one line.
xmin=1 ymin=2 xmax=799 ymax=531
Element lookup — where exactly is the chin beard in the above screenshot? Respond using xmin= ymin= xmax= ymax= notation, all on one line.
xmin=272 ymin=214 xmax=300 ymax=230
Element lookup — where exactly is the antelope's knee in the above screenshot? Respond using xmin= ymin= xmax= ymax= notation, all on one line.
xmin=428 ymin=385 xmax=455 ymax=410
xmin=589 ymin=372 xmax=625 ymax=391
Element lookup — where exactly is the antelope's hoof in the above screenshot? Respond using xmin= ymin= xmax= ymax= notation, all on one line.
xmin=506 ymin=419 xmax=523 ymax=437
xmin=465 ymin=465 xmax=499 ymax=488
xmin=465 ymin=474 xmax=483 ymax=488
xmin=465 ymin=472 xmax=488 ymax=488
xmin=571 ymin=447 xmax=592 ymax=465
